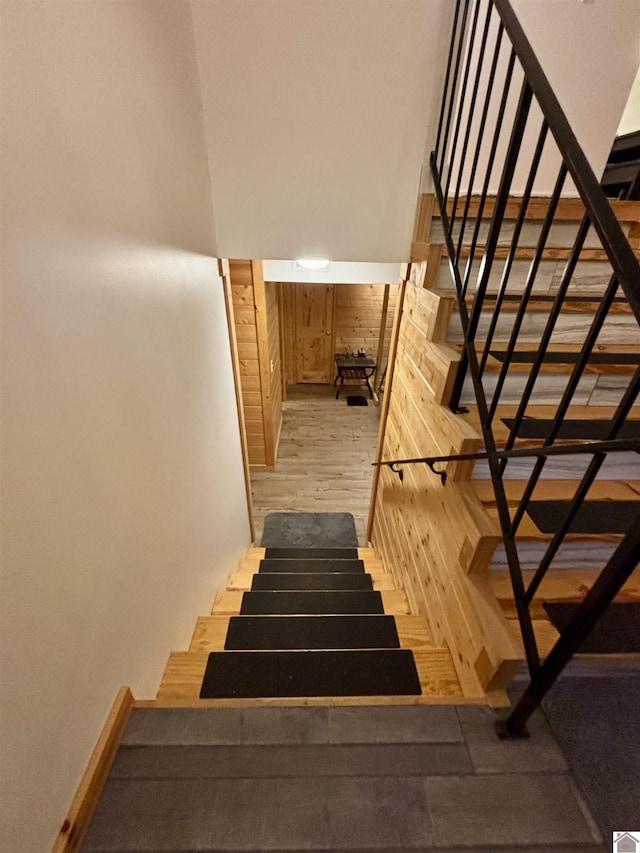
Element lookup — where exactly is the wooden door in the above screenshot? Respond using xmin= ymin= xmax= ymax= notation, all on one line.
xmin=294 ymin=284 xmax=335 ymax=383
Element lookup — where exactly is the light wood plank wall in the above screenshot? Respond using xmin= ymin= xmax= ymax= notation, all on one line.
xmin=278 ymin=282 xmax=397 ymax=386
xmin=266 ymin=281 xmax=283 ymax=455
xmin=370 ymin=262 xmax=522 ymax=698
xmin=334 ymin=284 xmax=397 ymax=368
xmin=229 ymin=260 xmax=282 ymax=468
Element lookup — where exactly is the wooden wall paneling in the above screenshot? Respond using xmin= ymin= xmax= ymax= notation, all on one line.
xmin=424 ymin=244 xmax=445 ymax=291
xmin=374 ymin=285 xmax=390 ymax=395
xmin=367 ymin=273 xmax=408 ymax=541
xmin=280 ymin=282 xmax=397 ymax=390
xmin=370 ymin=276 xmax=522 ymax=693
xmin=390 ymin=343 xmax=481 ymax=482
xmin=398 ymin=315 xmax=460 ymax=405
xmin=380 ymin=386 xmax=517 ymax=693
xmin=252 ymin=261 xmax=276 ymax=467
xmin=334 ymin=284 xmax=397 ymax=385
xmin=403 ymin=280 xmax=455 ymax=342
xmin=221 ymin=262 xmax=255 ymax=538
xmin=281 ymin=283 xmax=297 ymax=386
xmin=447 ymin=195 xmax=640 ymax=222
xmin=372 ymin=445 xmax=486 ymax=699
xmin=276 ymin=283 xmax=288 ymax=402
xmin=266 ymin=281 xmax=283 ymax=459
xmin=230 ymin=260 xmax=265 ymax=467
xmin=412 ymin=193 xmax=435 ymax=243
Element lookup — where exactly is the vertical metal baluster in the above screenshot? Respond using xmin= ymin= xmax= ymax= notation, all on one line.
xmin=450 ymin=2 xmax=494 ymax=242
xmin=434 ymin=0 xmax=463 ymax=170
xmin=459 ymin=49 xmax=517 ymax=300
xmin=509 ymin=273 xmax=621 ymax=537
xmin=438 ymin=0 xmax=471 ymax=181
xmin=449 ymin=77 xmax=533 ymax=413
xmin=500 ymin=214 xmax=591 ymax=454
xmin=445 ymin=0 xmax=483 ymax=222
xmin=488 ymin=163 xmax=568 ymax=429
xmin=478 ymin=121 xmax=549 ymax=378
xmin=498 ymin=515 xmax=640 ymax=738
xmin=455 ymin=21 xmax=504 ymax=266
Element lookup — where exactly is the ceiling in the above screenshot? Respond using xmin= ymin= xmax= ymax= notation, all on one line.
xmin=191 ymin=0 xmax=454 ymax=263
xmin=190 ymin=0 xmax=640 ymax=264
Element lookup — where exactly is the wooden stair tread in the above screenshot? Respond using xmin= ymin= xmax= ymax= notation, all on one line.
xmin=490 ymin=566 xmax=640 ymax=662
xmin=489 ymin=567 xmax=640 ymax=621
xmin=472 ymin=479 xmax=640 ymax=504
xmin=156 ymin=647 xmax=465 ymax=704
xmin=438 ymin=288 xmax=635 ymax=313
xmin=484 ymin=505 xmax=630 ymax=542
xmin=473 ymin=343 xmax=640 ymax=375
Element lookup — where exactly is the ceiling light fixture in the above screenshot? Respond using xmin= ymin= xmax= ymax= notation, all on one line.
xmin=295 ymin=258 xmax=330 ymax=271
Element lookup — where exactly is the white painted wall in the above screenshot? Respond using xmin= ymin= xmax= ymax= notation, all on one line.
xmin=263 ymin=260 xmax=401 ymax=284
xmin=513 ymin=0 xmax=640 ymax=178
xmin=0 ymin=3 xmax=250 ymax=851
xmin=618 ymin=61 xmax=640 ymax=135
xmin=191 ymin=0 xmax=454 ymax=263
xmin=436 ymin=0 xmax=640 ymax=197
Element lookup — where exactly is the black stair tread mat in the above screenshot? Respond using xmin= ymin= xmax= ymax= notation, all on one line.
xmin=259 ymin=558 xmax=365 ymax=574
xmin=490 ymin=350 xmax=640 ymax=365
xmin=543 ymin=603 xmax=640 ymax=653
xmin=502 ymin=417 xmax=640 ymax=441
xmin=526 ymin=500 xmax=639 ymax=535
xmin=347 ymin=395 xmax=368 ymax=406
xmin=224 ymin=615 xmax=400 ymax=650
xmin=240 ymin=590 xmax=385 ymax=615
xmin=265 ymin=547 xmax=359 ymax=559
xmin=252 ymin=573 xmax=374 ymax=591
xmin=261 ymin=512 xmax=358 ymax=548
xmin=199 ymin=650 xmax=422 ymax=697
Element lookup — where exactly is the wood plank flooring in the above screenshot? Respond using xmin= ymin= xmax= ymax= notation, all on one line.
xmin=249 ymin=385 xmax=381 ymax=545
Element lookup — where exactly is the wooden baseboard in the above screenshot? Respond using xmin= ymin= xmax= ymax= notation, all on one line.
xmin=52 ymin=686 xmax=134 ymax=853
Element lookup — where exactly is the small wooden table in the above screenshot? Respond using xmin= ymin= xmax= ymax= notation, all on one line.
xmin=334 ymin=354 xmax=377 ymax=399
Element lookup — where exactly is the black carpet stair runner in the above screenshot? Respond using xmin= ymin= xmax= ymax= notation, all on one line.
xmin=526 ymin=500 xmax=639 ymax=535
xmin=502 ymin=417 xmax=640 ymax=441
xmin=225 ymin=615 xmax=401 ymax=650
xmin=543 ymin=602 xmax=640 ymax=653
xmin=239 ymin=590 xmax=385 ymax=615
xmin=200 ymin=547 xmax=421 ymax=698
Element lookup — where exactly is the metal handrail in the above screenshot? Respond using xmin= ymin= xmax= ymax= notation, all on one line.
xmin=373 ymin=438 xmax=640 ymax=486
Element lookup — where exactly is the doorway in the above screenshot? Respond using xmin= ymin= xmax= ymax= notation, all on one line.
xmin=282 ymin=283 xmax=336 ymax=384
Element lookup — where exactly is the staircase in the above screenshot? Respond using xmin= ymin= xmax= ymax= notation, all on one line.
xmin=155 ymin=545 xmax=467 ymax=704
xmin=427 ymin=203 xmax=640 ymax=667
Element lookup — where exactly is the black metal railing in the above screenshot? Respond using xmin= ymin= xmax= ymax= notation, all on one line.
xmin=429 ymin=0 xmax=640 ymax=735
